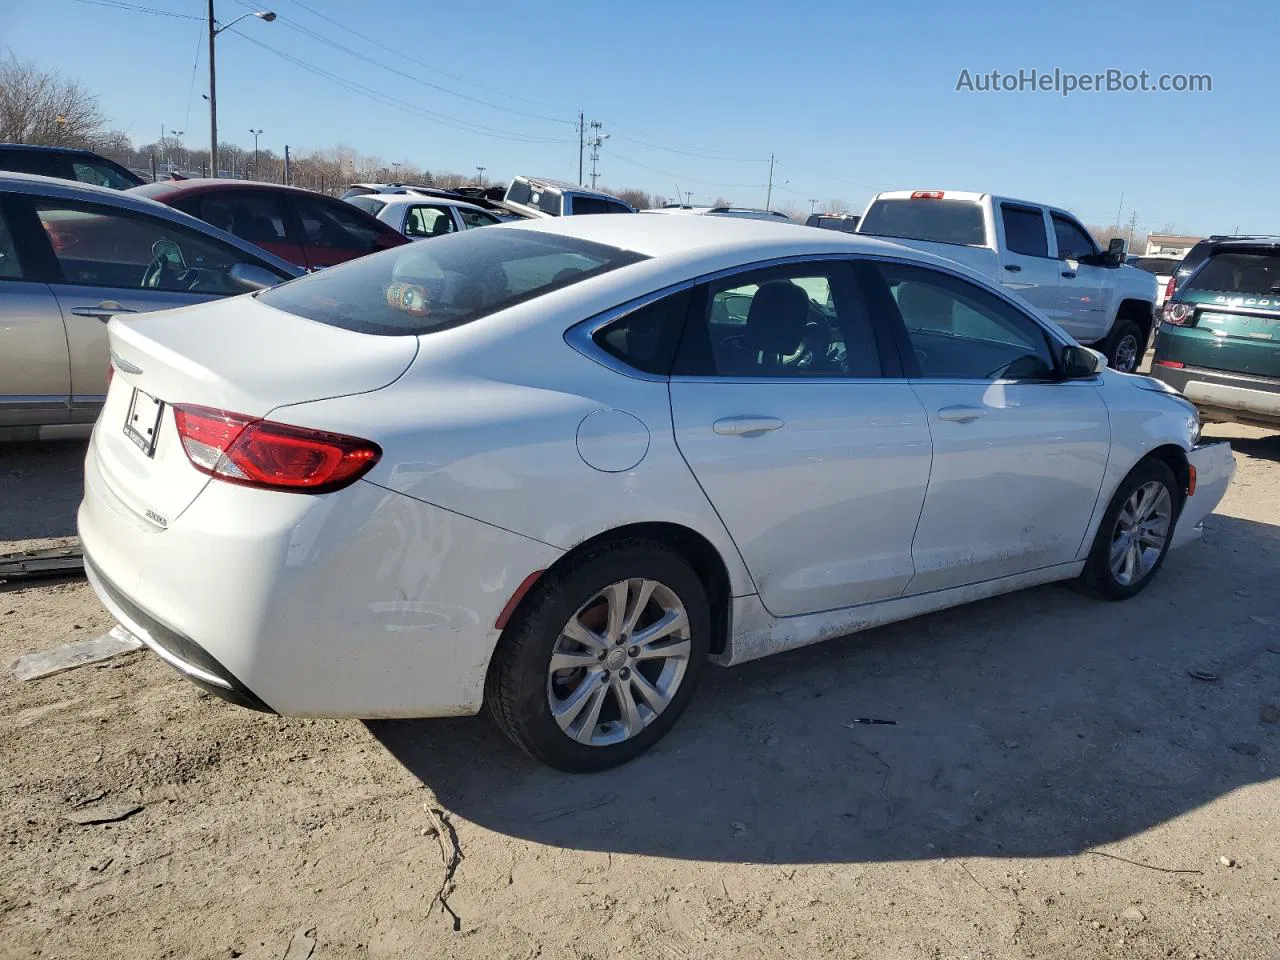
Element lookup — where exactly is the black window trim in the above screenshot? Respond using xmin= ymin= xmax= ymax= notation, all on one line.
xmin=860 ymin=255 xmax=1079 ymax=384
xmin=999 ymin=202 xmax=1053 ymax=260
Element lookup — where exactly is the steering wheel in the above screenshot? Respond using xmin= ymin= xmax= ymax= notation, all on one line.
xmin=143 ymin=256 xmax=204 ymax=291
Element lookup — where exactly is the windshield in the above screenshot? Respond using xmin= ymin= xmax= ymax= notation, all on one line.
xmin=256 ymin=227 xmax=647 ymax=335
xmin=1130 ymin=257 xmax=1179 ymax=275
xmin=1185 ymin=251 xmax=1280 ymax=296
xmin=859 ymin=198 xmax=986 ymax=246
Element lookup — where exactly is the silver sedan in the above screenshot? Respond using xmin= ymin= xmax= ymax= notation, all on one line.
xmin=0 ymin=173 xmax=301 ymax=440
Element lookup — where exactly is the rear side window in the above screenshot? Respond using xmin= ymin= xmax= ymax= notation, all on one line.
xmin=71 ymin=160 xmax=139 ymax=190
xmin=293 ymin=195 xmax=381 ymax=251
xmin=1185 ymin=251 xmax=1280 ymax=296
xmin=534 ymin=189 xmax=561 ymax=216
xmin=592 ymin=289 xmax=692 ymax=375
xmin=0 ymin=149 xmax=60 ymax=177
xmin=346 ymin=196 xmax=386 ymax=216
xmin=257 ymin=228 xmax=647 ymax=335
xmin=859 ymin=199 xmax=985 ymax=246
xmin=506 ymin=180 xmax=533 ymax=205
xmin=1000 ymin=205 xmax=1049 ymax=257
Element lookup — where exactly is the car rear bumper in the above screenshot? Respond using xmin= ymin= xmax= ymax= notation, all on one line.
xmin=78 ymin=441 xmax=562 ymax=718
xmin=1150 ymin=363 xmax=1280 ymax=426
xmin=1171 ymin=441 xmax=1235 ymax=550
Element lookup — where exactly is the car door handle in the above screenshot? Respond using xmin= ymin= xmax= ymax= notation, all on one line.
xmin=937 ymin=405 xmax=986 ymax=423
xmin=713 ymin=416 xmax=785 ymax=436
xmin=1004 ymin=264 xmax=1022 ymax=273
xmin=1061 ymin=270 xmax=1077 ymax=279
xmin=70 ymin=301 xmax=137 ymax=321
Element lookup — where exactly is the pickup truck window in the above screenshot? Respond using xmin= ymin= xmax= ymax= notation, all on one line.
xmin=1000 ymin=205 xmax=1049 ymax=258
xmin=859 ymin=199 xmax=985 ymax=247
xmin=1051 ymin=214 xmax=1098 ymax=261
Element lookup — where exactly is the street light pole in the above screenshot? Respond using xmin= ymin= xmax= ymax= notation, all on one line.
xmin=249 ymin=128 xmax=263 ymax=181
xmin=475 ymin=165 xmax=486 ymax=187
xmin=207 ymin=2 xmax=275 ymax=178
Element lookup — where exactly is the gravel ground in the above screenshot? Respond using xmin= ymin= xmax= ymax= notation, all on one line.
xmin=1 ymin=421 xmax=1278 ymax=960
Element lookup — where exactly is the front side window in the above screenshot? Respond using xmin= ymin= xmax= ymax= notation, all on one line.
xmin=674 ymin=262 xmax=883 ymax=378
xmin=1052 ymin=214 xmax=1098 ymax=261
xmin=257 ymin=228 xmax=646 ymax=336
xmin=293 ymin=195 xmax=381 ymax=251
xmin=1001 ymin=204 xmax=1049 ymax=257
xmin=34 ymin=201 xmax=287 ymax=295
xmin=404 ymin=205 xmax=457 ymax=238
xmin=72 ymin=160 xmax=137 ymax=190
xmin=875 ymin=262 xmax=1057 ymax=381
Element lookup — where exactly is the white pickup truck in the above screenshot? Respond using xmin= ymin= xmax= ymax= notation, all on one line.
xmin=856 ymin=190 xmax=1158 ymax=372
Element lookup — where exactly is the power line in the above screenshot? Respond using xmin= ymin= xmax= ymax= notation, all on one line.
xmin=72 ymin=0 xmax=200 ymax=20
xmin=607 ymin=150 xmax=767 ymax=189
xmin=228 ymin=30 xmax=573 ymax=145
xmin=181 ymin=20 xmax=204 ymax=137
xmin=612 ymin=132 xmax=767 ymax=164
xmin=285 ymin=0 xmax=576 ymax=115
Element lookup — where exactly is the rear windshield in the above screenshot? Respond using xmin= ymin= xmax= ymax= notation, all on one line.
xmin=1130 ymin=257 xmax=1179 ymax=275
xmin=1185 ymin=251 xmax=1280 ymax=296
xmin=256 ymin=227 xmax=647 ymax=335
xmin=859 ymin=199 xmax=986 ymax=246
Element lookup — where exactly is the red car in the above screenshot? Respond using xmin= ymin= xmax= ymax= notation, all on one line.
xmin=129 ymin=179 xmax=409 ymax=270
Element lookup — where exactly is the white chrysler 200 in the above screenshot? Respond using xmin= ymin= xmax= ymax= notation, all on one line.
xmin=80 ymin=215 xmax=1234 ymax=771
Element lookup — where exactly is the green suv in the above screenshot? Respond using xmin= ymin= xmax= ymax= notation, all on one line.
xmin=1151 ymin=239 xmax=1280 ymax=430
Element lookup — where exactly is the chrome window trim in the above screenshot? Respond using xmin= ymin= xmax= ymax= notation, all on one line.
xmin=564 ymin=251 xmax=1078 ymax=384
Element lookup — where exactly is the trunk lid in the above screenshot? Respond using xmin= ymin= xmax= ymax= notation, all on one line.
xmin=96 ymin=294 xmax=417 ymax=526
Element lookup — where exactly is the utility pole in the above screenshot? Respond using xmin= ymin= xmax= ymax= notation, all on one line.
xmin=283 ymin=144 xmax=291 ymax=185
xmin=765 ymin=154 xmax=775 ymax=211
xmin=391 ymin=161 xmax=401 ymax=179
xmin=249 ymin=128 xmax=262 ymax=181
xmin=684 ymin=191 xmax=693 ymax=206
xmin=475 ymin=165 xmax=486 ymax=187
xmin=207 ymin=0 xmax=218 ymax=177
xmin=1126 ymin=210 xmax=1139 ymax=249
xmin=587 ymin=121 xmax=608 ymax=190
xmin=577 ymin=111 xmax=584 ymax=186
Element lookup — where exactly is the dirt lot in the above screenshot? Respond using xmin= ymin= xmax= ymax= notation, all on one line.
xmin=2 ymin=421 xmax=1278 ymax=960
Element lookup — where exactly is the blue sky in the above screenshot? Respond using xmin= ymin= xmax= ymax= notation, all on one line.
xmin=6 ymin=0 xmax=1277 ymax=234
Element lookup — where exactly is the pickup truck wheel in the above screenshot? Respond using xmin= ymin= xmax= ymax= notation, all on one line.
xmin=1106 ymin=322 xmax=1143 ymax=373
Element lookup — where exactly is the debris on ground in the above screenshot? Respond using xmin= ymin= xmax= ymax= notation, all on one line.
xmin=280 ymin=925 xmax=316 ymax=960
xmin=1122 ymin=906 xmax=1147 ymax=922
xmin=12 ymin=625 xmax=140 ymax=681
xmin=1261 ymin=704 xmax=1280 ymax=724
xmin=844 ymin=718 xmax=897 ymax=726
xmin=0 ymin=545 xmax=85 ymax=583
xmin=1187 ymin=668 xmax=1218 ymax=682
xmin=1219 ymin=856 xmax=1236 ymax=868
xmin=1229 ymin=742 xmax=1261 ymax=756
xmin=63 ymin=802 xmax=144 ymax=826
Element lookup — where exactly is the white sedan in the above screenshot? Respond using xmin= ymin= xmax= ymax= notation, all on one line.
xmin=80 ymin=215 xmax=1234 ymax=771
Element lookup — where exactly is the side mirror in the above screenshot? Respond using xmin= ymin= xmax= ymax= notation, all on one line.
xmin=1105 ymin=237 xmax=1126 ymax=266
xmin=229 ymin=262 xmax=282 ymax=292
xmin=1062 ymin=344 xmax=1104 ymax=379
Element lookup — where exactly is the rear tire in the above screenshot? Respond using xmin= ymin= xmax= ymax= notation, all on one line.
xmin=1080 ymin=459 xmax=1182 ymax=601
xmin=485 ymin=540 xmax=710 ymax=772
xmin=1105 ymin=321 xmax=1144 ymax=373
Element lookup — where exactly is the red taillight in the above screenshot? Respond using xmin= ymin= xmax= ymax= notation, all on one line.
xmin=1155 ymin=360 xmax=1185 ymax=368
xmin=1164 ymin=276 xmax=1176 ymax=300
xmin=172 ymin=404 xmax=381 ymax=494
xmin=1163 ymin=301 xmax=1195 ymax=326
xmin=911 ymin=190 xmax=945 ymax=200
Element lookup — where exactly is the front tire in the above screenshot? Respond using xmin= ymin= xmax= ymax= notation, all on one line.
xmin=1106 ymin=321 xmax=1144 ymax=373
xmin=1080 ymin=459 xmax=1182 ymax=600
xmin=485 ymin=540 xmax=711 ymax=772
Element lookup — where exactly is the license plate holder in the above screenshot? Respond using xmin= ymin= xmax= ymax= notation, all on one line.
xmin=124 ymin=388 xmax=164 ymax=457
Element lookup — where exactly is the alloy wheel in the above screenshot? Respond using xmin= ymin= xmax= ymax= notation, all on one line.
xmin=546 ymin=578 xmax=691 ymax=747
xmin=1109 ymin=480 xmax=1172 ymax=586
xmin=1113 ymin=334 xmax=1140 ymax=373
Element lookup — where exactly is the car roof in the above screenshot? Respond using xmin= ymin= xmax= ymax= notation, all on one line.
xmin=0 ymin=171 xmax=302 ymax=276
xmin=130 ymin=178 xmax=329 ymax=198
xmin=0 ymin=143 xmax=103 ymax=157
xmin=361 ymin=194 xmax=489 ymax=213
xmin=510 ymin=176 xmax=625 ymax=201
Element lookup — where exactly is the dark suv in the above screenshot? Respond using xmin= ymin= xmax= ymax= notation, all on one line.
xmin=1151 ymin=239 xmax=1280 ymax=429
xmin=0 ymin=144 xmax=144 ymax=189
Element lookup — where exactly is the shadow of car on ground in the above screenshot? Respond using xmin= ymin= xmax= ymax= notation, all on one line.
xmin=370 ymin=513 xmax=1280 ymax=866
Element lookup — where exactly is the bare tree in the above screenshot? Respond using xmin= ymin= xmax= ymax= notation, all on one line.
xmin=0 ymin=53 xmax=107 ymax=147
xmin=612 ymin=187 xmax=652 ymax=210
xmin=823 ymin=199 xmax=851 ymax=215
